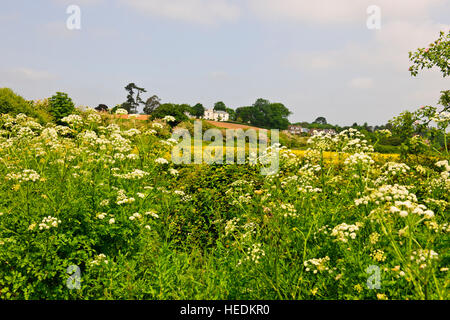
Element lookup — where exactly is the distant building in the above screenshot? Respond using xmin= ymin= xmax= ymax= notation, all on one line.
xmin=310 ymin=128 xmax=337 ymax=136
xmin=288 ymin=125 xmax=303 ymax=135
xmin=203 ymin=109 xmax=229 ymax=122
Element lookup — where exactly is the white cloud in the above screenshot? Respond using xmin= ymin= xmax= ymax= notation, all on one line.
xmin=284 ymin=21 xmax=450 ymax=73
xmin=348 ymin=77 xmax=374 ymax=89
xmin=247 ymin=0 xmax=447 ymax=24
xmin=120 ymin=0 xmax=241 ymax=25
xmin=11 ymin=68 xmax=56 ymax=81
xmin=283 ymin=51 xmax=338 ymax=70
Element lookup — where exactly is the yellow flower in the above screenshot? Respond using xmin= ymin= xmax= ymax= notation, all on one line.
xmin=311 ymin=288 xmax=319 ymax=296
xmin=354 ymin=284 xmax=363 ymax=293
xmin=377 ymin=293 xmax=388 ymax=300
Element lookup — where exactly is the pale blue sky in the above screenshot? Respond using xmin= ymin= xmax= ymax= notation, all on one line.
xmin=1 ymin=0 xmax=449 ymax=125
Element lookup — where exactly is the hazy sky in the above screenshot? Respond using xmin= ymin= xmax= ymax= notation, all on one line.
xmin=1 ymin=0 xmax=449 ymax=125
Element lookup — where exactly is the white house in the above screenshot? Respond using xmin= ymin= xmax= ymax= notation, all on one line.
xmin=203 ymin=109 xmax=229 ymax=122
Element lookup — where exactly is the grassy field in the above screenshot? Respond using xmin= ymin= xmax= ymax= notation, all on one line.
xmin=0 ymin=112 xmax=448 ymax=300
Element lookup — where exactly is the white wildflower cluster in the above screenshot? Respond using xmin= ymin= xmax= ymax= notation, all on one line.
xmin=297 ymin=163 xmax=321 ymax=186
xmin=344 ymin=152 xmax=374 ymax=167
xmin=370 ymin=249 xmax=387 ymax=262
xmin=16 ymin=126 xmax=35 ymax=139
xmin=78 ymin=130 xmax=99 ymax=145
xmin=231 ymin=194 xmax=252 ymax=206
xmin=162 ymin=115 xmax=176 ymax=122
xmin=410 ymin=249 xmax=439 ymax=269
xmin=6 ymin=169 xmax=40 ymax=183
xmin=129 ymin=212 xmax=142 ymax=221
xmin=389 ymin=201 xmax=434 ymax=218
xmin=241 ymin=243 xmax=265 ymax=264
xmin=225 ymin=217 xmax=240 ymax=236
xmin=86 ymin=112 xmax=102 ymax=123
xmin=355 ymin=184 xmax=417 ymax=206
xmin=338 ymin=129 xmax=373 ymax=153
xmin=426 ymin=161 xmax=450 ymax=193
xmin=110 ymin=133 xmax=132 ymax=153
xmin=144 ymin=210 xmax=159 ymax=219
xmin=113 ymin=169 xmax=149 ymax=180
xmin=40 ymin=127 xmax=59 ymax=141
xmin=435 ymin=160 xmax=450 ymax=175
xmin=258 ymin=143 xmax=284 ymax=170
xmin=431 ymin=111 xmax=450 ymax=124
xmin=377 ymin=129 xmax=392 ymax=137
xmin=144 ymin=129 xmax=157 ymax=136
xmin=38 ymin=216 xmax=61 ymax=230
xmin=382 ymin=162 xmax=410 ymax=176
xmin=307 ymin=128 xmax=373 ymax=153
xmin=115 ymin=108 xmax=128 ymax=115
xmin=56 ymin=125 xmax=72 ymax=136
xmin=173 ymin=190 xmax=192 ymax=202
xmin=425 ymin=219 xmax=450 ymax=233
xmin=331 ymin=222 xmax=362 ymax=243
xmin=369 ymin=232 xmax=380 ymax=244
xmin=280 ymin=203 xmax=298 ymax=218
xmin=96 ymin=212 xmax=107 ymax=220
xmin=122 ymin=128 xmax=141 ymax=137
xmin=116 ymin=189 xmax=135 ymax=205
xmin=127 ymin=153 xmax=139 ymax=160
xmin=61 ymin=114 xmax=83 ymax=127
xmin=155 ymin=157 xmax=169 ymax=164
xmin=229 ymin=180 xmax=254 ymax=189
xmin=90 ymin=253 xmax=109 ymax=266
xmin=160 ymin=138 xmax=178 ymax=147
xmin=152 ymin=122 xmax=164 ymax=129
xmin=304 ymin=256 xmax=332 ymax=274
xmin=307 ymin=132 xmax=335 ymax=151
xmin=298 ymin=185 xmax=322 ymax=194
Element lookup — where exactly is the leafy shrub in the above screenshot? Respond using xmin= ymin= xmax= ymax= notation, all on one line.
xmin=374 ymin=144 xmax=400 ymax=154
xmin=0 ymin=88 xmax=51 ymax=124
xmin=48 ymin=92 xmax=75 ymax=122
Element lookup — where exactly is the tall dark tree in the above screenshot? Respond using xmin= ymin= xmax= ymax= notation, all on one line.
xmin=95 ymin=104 xmax=109 ymax=112
xmin=48 ymin=92 xmax=75 ymax=122
xmin=151 ymin=103 xmax=189 ymax=125
xmin=213 ymin=101 xmax=227 ymax=112
xmin=143 ymin=95 xmax=161 ymax=115
xmin=235 ymin=98 xmax=291 ymax=129
xmin=225 ymin=107 xmax=236 ymax=121
xmin=313 ymin=117 xmax=327 ymax=125
xmin=123 ymin=83 xmax=146 ymax=114
xmin=191 ymin=103 xmax=205 ymax=118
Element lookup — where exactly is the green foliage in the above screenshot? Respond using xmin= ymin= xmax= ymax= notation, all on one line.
xmin=374 ymin=144 xmax=400 ymax=154
xmin=123 ymin=83 xmax=147 ymax=114
xmin=48 ymin=92 xmax=75 ymax=122
xmin=313 ymin=117 xmax=327 ymax=125
xmin=213 ymin=101 xmax=227 ymax=112
xmin=152 ymin=103 xmax=189 ymax=125
xmin=235 ymin=98 xmax=291 ymax=130
xmin=191 ymin=103 xmax=205 ymax=118
xmin=0 ymin=111 xmax=449 ymax=300
xmin=0 ymin=88 xmax=51 ymax=124
xmin=409 ymin=30 xmax=450 ymax=77
xmin=143 ymin=95 xmax=161 ymax=115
